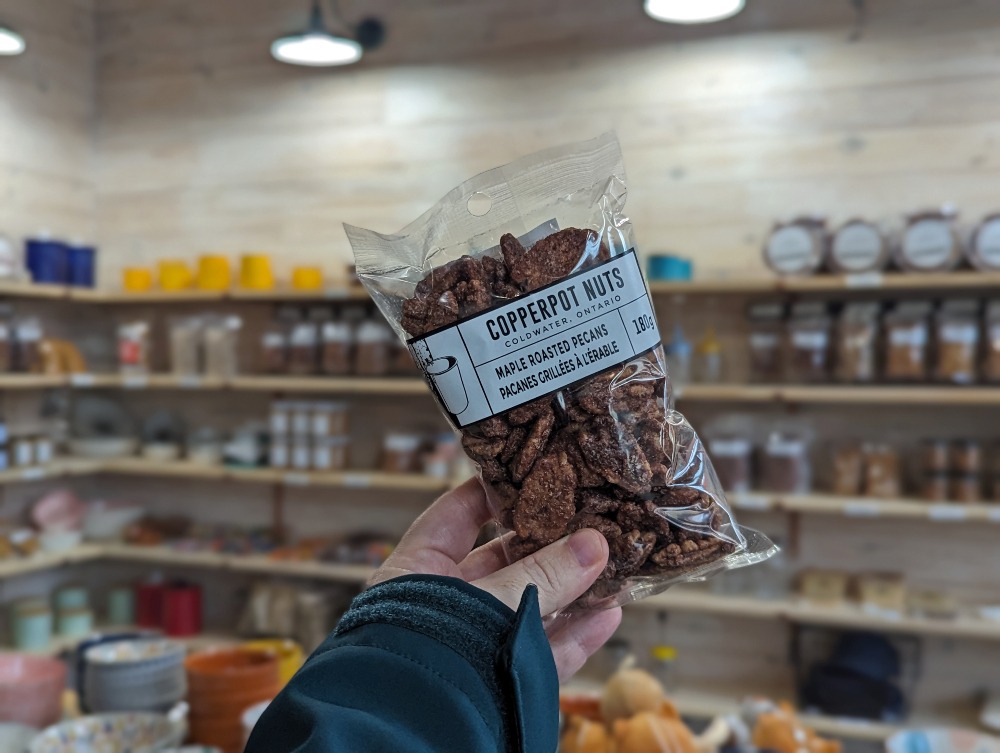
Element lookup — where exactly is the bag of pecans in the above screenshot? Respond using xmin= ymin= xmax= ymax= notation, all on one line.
xmin=347 ymin=134 xmax=775 ymax=609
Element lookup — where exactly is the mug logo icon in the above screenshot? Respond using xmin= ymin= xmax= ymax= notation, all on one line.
xmin=424 ymin=355 xmax=469 ymax=415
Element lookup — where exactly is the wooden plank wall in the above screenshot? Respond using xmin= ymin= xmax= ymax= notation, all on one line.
xmin=92 ymin=0 xmax=1000 ymax=287
xmin=0 ymin=0 xmax=95 ymax=246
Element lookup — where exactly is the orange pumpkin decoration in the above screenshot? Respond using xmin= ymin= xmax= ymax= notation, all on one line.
xmin=612 ymin=710 xmax=701 ymax=753
xmin=560 ymin=715 xmax=611 ymax=753
xmin=752 ymin=702 xmax=842 ymax=753
xmin=560 ymin=695 xmax=603 ymax=722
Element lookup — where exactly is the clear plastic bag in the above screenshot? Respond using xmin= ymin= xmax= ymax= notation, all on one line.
xmin=346 ymin=133 xmax=775 ymax=609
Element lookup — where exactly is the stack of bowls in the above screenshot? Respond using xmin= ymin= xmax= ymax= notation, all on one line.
xmin=185 ymin=649 xmax=279 ymax=753
xmin=84 ymin=639 xmax=186 ymax=713
xmin=0 ymin=654 xmax=66 ymax=728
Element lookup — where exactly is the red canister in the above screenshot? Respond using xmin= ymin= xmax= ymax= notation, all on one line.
xmin=134 ymin=582 xmax=166 ymax=628
xmin=163 ymin=583 xmax=202 ymax=637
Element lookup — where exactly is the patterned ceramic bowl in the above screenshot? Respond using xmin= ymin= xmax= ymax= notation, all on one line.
xmin=29 ymin=705 xmax=187 ymax=753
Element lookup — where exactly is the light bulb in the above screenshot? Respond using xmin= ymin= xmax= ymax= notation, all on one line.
xmin=0 ymin=25 xmax=26 ymax=55
xmin=643 ymin=0 xmax=746 ymax=24
xmin=271 ymin=32 xmax=361 ymax=67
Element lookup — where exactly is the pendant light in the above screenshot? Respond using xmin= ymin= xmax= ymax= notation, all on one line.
xmin=0 ymin=23 xmax=26 ymax=56
xmin=271 ymin=0 xmax=384 ymax=67
xmin=643 ymin=0 xmax=746 ymax=24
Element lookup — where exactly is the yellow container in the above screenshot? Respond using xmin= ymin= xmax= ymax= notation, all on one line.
xmin=123 ymin=267 xmax=153 ymax=293
xmin=158 ymin=260 xmax=194 ymax=291
xmin=242 ymin=639 xmax=304 ymax=685
xmin=239 ymin=254 xmax=275 ymax=291
xmin=197 ymin=255 xmax=232 ymax=291
xmin=291 ymin=266 xmax=323 ymax=291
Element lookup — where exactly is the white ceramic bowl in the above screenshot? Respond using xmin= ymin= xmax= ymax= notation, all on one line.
xmin=68 ymin=437 xmax=138 ymax=460
xmin=30 ymin=706 xmax=187 ymax=753
xmin=82 ymin=503 xmax=145 ymax=543
xmin=38 ymin=529 xmax=83 ymax=553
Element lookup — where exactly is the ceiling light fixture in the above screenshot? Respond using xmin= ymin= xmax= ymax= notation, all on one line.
xmin=271 ymin=0 xmax=384 ymax=67
xmin=0 ymin=23 xmax=26 ymax=56
xmin=643 ymin=0 xmax=746 ymax=24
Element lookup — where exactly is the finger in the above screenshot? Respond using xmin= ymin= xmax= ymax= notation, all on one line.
xmin=376 ymin=477 xmax=491 ymax=578
xmin=472 ymin=528 xmax=608 ymax=615
xmin=458 ymin=533 xmax=512 ymax=581
xmin=548 ymin=607 xmax=623 ymax=683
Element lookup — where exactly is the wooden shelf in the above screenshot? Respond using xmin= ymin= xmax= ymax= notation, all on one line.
xmin=677 ymin=383 xmax=1000 ymax=406
xmin=0 ymin=374 xmax=70 ymax=389
xmin=649 ymin=271 xmax=1000 ymax=296
xmin=732 ymin=492 xmax=1000 ymax=523
xmin=0 ymin=545 xmax=104 ymax=578
xmin=639 ymin=587 xmax=1000 ymax=642
xmin=70 ymin=286 xmax=369 ymax=303
xmin=101 ymin=457 xmax=450 ymax=492
xmin=227 ymin=375 xmax=428 ymax=394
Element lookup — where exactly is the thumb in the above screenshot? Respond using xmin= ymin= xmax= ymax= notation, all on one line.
xmin=472 ymin=529 xmax=609 ymax=615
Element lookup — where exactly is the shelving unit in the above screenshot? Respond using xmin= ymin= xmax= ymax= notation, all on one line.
xmin=649 ymin=270 xmax=1000 ymax=296
xmin=677 ymin=383 xmax=1000 ymax=406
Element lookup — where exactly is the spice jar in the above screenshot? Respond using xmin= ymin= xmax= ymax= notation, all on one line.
xmin=706 ymin=437 xmax=752 ymax=494
xmin=831 ymin=443 xmax=864 ymax=496
xmin=354 ymin=318 xmax=393 ymax=377
xmin=786 ymin=302 xmax=832 ymax=383
xmin=291 ymin=402 xmax=313 ymax=437
xmin=270 ymin=401 xmax=292 ymax=436
xmin=118 ymin=320 xmax=151 ymax=375
xmin=922 ymin=472 xmax=949 ymax=502
xmin=288 ymin=321 xmax=319 ymax=376
xmin=321 ymin=320 xmax=353 ymax=376
xmin=747 ymin=303 xmax=785 ymax=383
xmin=951 ymin=439 xmax=982 ymax=475
xmin=311 ymin=402 xmax=349 ymax=437
xmin=966 ymin=212 xmax=1000 ymax=270
xmin=763 ymin=216 xmax=826 ymax=276
xmin=13 ymin=318 xmax=43 ymax=374
xmin=827 ymin=219 xmax=890 ymax=274
xmin=380 ymin=432 xmax=423 ymax=474
xmin=921 ymin=439 xmax=950 ymax=474
xmin=695 ymin=326 xmax=723 ymax=384
xmin=834 ymin=303 xmax=880 ymax=383
xmin=169 ymin=316 xmax=202 ymax=377
xmin=203 ymin=315 xmax=241 ymax=378
xmin=861 ymin=443 xmax=901 ymax=498
xmin=950 ymin=474 xmax=981 ymax=503
xmin=882 ymin=302 xmax=931 ymax=382
xmin=934 ymin=300 xmax=980 ymax=385
xmin=260 ymin=325 xmax=288 ymax=375
xmin=895 ymin=207 xmax=963 ymax=272
xmin=12 ymin=437 xmax=33 ymax=467
xmin=984 ymin=301 xmax=1000 ymax=382
xmin=269 ymin=436 xmax=290 ymax=469
xmin=291 ymin=436 xmax=312 ymax=470
xmin=760 ymin=432 xmax=811 ymax=494
xmin=0 ymin=321 xmax=11 ymax=373
xmin=313 ymin=436 xmax=350 ymax=471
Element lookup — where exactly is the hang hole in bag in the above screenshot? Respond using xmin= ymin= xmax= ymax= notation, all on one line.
xmin=466 ymin=192 xmax=492 ymax=216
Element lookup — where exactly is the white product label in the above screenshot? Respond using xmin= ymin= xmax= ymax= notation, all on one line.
xmin=313 ymin=445 xmax=331 ymax=470
xmin=291 ymin=443 xmax=311 ymax=470
xmin=733 ymin=494 xmax=770 ymax=510
xmin=941 ymin=323 xmax=977 ymax=345
xmin=70 ymin=373 xmax=95 ymax=386
xmin=342 ymin=473 xmax=371 ymax=489
xmin=709 ymin=439 xmax=752 ymax=456
xmin=832 ymin=224 xmax=883 ymax=272
xmin=845 ymin=272 xmax=883 ymax=289
xmin=750 ymin=333 xmax=779 ymax=349
xmin=975 ymin=218 xmax=1000 ymax=268
xmin=765 ymin=225 xmax=818 ymax=274
xmin=901 ymin=219 xmax=954 ymax=269
xmin=792 ymin=331 xmax=828 ymax=350
xmin=889 ymin=327 xmax=927 ymax=348
xmin=407 ymin=251 xmax=660 ymax=427
xmin=928 ymin=505 xmax=967 ymax=522
xmin=291 ymin=413 xmax=311 ymax=435
xmin=844 ymin=500 xmax=882 ymax=517
xmin=270 ymin=443 xmax=288 ymax=469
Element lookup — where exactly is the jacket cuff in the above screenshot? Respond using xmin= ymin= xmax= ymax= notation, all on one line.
xmin=335 ymin=574 xmax=559 ymax=753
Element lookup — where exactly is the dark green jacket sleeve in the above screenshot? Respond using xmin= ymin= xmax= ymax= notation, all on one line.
xmin=245 ymin=574 xmax=559 ymax=753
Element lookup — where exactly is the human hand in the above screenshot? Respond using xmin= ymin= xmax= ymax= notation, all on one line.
xmin=368 ymin=477 xmax=622 ymax=681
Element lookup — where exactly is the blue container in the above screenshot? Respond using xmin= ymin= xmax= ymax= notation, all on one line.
xmin=25 ymin=237 xmax=68 ymax=284
xmin=67 ymin=244 xmax=96 ymax=287
xmin=647 ymin=254 xmax=693 ymax=281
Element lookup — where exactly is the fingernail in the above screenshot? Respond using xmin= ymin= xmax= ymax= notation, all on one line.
xmin=568 ymin=529 xmax=604 ymax=567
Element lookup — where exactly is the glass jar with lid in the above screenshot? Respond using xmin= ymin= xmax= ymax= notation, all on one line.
xmin=786 ymin=302 xmax=832 ymax=383
xmin=354 ymin=317 xmax=393 ymax=377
